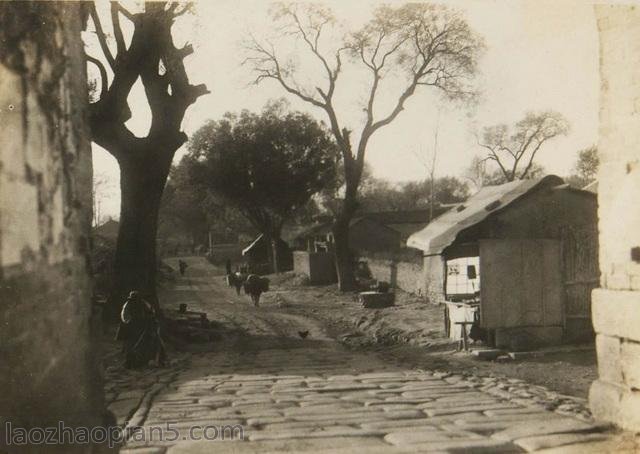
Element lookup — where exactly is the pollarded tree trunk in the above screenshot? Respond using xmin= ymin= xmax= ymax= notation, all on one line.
xmin=109 ymin=149 xmax=172 ymax=315
xmin=87 ymin=2 xmax=208 ymax=319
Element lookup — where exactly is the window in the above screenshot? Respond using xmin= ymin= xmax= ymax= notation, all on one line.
xmin=446 ymin=256 xmax=480 ymax=297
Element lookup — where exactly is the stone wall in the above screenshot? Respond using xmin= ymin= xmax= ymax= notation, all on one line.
xmin=0 ymin=3 xmax=107 ymax=453
xmin=424 ymin=254 xmax=446 ymax=304
xmin=294 ymin=251 xmax=337 ymax=285
xmin=590 ymin=5 xmax=640 ymax=431
xmin=359 ymin=256 xmax=423 ymax=295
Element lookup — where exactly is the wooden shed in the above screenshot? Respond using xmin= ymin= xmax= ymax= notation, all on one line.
xmin=242 ymin=234 xmax=293 ymax=274
xmin=407 ymin=175 xmax=599 ymax=349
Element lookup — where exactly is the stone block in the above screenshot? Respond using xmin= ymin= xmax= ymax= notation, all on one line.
xmin=384 ymin=428 xmax=483 ymax=445
xmin=424 ymin=403 xmax=518 ymax=417
xmin=514 ymin=432 xmax=610 ymax=452
xmin=248 ymin=426 xmax=383 ymax=441
xmin=592 ymin=289 xmax=640 ymax=341
xmin=491 ymin=418 xmax=604 ymax=442
xmin=472 ymin=349 xmax=503 ymax=360
xmin=359 ymin=291 xmax=395 ymax=308
xmin=620 ymin=340 xmax=640 ymax=389
xmin=595 ymin=335 xmax=623 ymax=384
xmin=167 ymin=436 xmax=388 ymax=453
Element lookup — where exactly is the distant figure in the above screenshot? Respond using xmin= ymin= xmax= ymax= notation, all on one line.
xmin=243 ymin=274 xmax=270 ymax=307
xmin=117 ymin=291 xmax=166 ymax=369
xmin=227 ymin=270 xmax=246 ymax=295
xmin=178 ymin=260 xmax=188 ymax=276
xmin=225 ymin=259 xmax=232 ymax=276
xmin=298 ymin=330 xmax=309 ymax=339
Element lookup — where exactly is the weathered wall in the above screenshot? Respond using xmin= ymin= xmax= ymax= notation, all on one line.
xmin=0 ymin=3 xmax=107 ymax=453
xmin=357 ymin=249 xmax=423 ymax=295
xmin=350 ymin=219 xmax=401 ymax=253
xmin=424 ymin=254 xmax=446 ymax=305
xmin=590 ymin=5 xmax=640 ymax=431
xmin=293 ymin=251 xmax=336 ymax=285
xmin=457 ymin=186 xmax=598 ymax=244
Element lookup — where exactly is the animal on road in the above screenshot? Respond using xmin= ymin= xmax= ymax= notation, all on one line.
xmin=243 ymin=274 xmax=269 ymax=307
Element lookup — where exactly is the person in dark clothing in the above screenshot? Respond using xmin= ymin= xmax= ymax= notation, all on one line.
xmin=178 ymin=260 xmax=188 ymax=276
xmin=117 ymin=291 xmax=166 ymax=369
xmin=225 ymin=259 xmax=232 ymax=276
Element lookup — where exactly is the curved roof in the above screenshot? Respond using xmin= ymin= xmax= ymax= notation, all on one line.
xmin=406 ymin=175 xmax=565 ymax=255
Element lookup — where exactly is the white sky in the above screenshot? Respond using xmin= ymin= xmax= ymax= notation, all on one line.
xmin=92 ymin=0 xmax=599 ymax=220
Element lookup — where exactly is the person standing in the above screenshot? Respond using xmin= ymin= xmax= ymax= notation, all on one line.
xmin=117 ymin=291 xmax=166 ymax=368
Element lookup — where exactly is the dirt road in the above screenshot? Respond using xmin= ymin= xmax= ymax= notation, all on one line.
xmin=114 ymin=257 xmax=626 ymax=453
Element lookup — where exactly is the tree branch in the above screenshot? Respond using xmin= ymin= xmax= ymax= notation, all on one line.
xmin=89 ymin=2 xmax=115 ymax=69
xmin=86 ymin=53 xmax=108 ymax=100
xmin=110 ymin=1 xmax=126 ymax=56
xmin=114 ymin=2 xmax=134 ymax=21
xmin=478 ymin=141 xmax=510 ymax=181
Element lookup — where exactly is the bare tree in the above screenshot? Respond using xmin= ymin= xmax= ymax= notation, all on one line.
xmin=412 ymin=109 xmax=441 ymax=220
xmin=92 ymin=172 xmax=114 ymax=228
xmin=245 ymin=3 xmax=484 ymax=290
xmin=477 ymin=111 xmax=569 ymax=182
xmin=85 ymin=1 xmax=208 ymax=315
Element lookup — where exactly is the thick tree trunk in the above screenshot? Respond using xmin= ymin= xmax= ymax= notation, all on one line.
xmin=332 ymin=216 xmax=356 ymax=291
xmin=332 ymin=192 xmax=358 ymax=291
xmin=263 ymin=230 xmax=280 ymax=274
xmin=108 ymin=149 xmax=172 ymax=319
xmin=270 ymin=237 xmax=280 ymax=274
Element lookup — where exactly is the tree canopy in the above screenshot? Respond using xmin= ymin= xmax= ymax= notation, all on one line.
xmin=359 ymin=176 xmax=469 ymax=212
xmin=477 ymin=111 xmax=569 ymax=182
xmin=186 ymin=103 xmax=339 ymax=241
xmin=566 ymin=145 xmax=598 ymax=188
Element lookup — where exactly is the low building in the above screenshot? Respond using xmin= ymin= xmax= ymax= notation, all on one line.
xmin=93 ymin=218 xmax=119 ymax=242
xmin=294 ymin=217 xmax=401 ymax=254
xmin=242 ymin=234 xmax=293 ymax=274
xmin=407 ymin=175 xmax=599 ymax=349
xmin=363 ymin=208 xmax=450 ymax=246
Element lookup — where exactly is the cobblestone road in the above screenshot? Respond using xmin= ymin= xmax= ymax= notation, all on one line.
xmin=111 ymin=258 xmax=630 ymax=453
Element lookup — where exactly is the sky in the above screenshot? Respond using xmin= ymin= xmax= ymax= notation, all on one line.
xmin=91 ymin=0 xmax=600 ymax=220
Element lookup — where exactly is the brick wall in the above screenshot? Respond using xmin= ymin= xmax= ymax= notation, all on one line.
xmin=0 ymin=4 xmax=107 ymax=452
xmin=590 ymin=5 xmax=640 ymax=431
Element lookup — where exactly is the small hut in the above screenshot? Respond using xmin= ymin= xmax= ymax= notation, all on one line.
xmin=407 ymin=175 xmax=599 ymax=349
xmin=242 ymin=234 xmax=293 ymax=274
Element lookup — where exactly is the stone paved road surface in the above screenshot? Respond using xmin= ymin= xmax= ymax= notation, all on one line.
xmin=115 ymin=257 xmax=627 ymax=453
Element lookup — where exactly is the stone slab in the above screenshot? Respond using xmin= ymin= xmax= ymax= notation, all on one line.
xmin=166 ymin=436 xmax=388 ymax=454
xmin=384 ymin=428 xmax=483 ymax=445
xmin=492 ymin=418 xmax=603 ymax=441
xmin=514 ymin=432 xmax=610 ymax=452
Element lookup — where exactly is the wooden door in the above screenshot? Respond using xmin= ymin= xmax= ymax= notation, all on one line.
xmin=560 ymin=225 xmax=599 ymax=340
xmin=479 ymin=239 xmax=563 ymax=329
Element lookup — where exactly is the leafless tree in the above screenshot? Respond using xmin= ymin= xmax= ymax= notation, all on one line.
xmin=477 ymin=111 xmax=569 ymax=182
xmin=92 ymin=171 xmax=114 ymax=228
xmin=85 ymin=1 xmax=208 ymax=314
xmin=245 ymin=3 xmax=484 ymax=290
